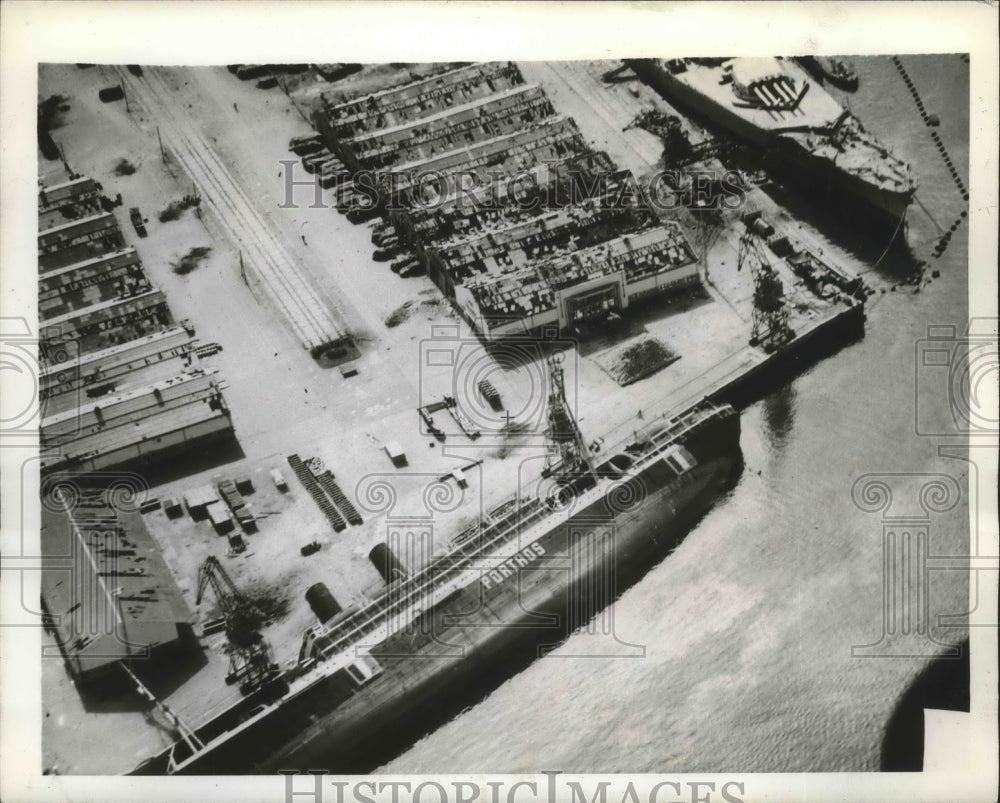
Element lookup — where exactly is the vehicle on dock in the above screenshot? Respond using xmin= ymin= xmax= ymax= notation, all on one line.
xmin=129 ymin=207 xmax=147 ymax=238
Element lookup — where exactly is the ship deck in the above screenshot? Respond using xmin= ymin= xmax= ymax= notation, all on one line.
xmin=678 ymin=58 xmax=846 ymax=135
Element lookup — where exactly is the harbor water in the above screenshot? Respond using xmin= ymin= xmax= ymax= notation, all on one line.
xmin=380 ymin=55 xmax=972 ymax=774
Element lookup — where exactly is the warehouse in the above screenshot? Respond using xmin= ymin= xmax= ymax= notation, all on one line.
xmin=38 ymin=176 xmax=105 ymax=231
xmin=38 ymin=247 xmax=150 ymax=321
xmin=383 ymin=116 xmax=588 ymax=208
xmin=423 ymin=173 xmax=655 ymax=298
xmin=386 ymin=150 xmax=619 ymax=249
xmin=40 ymin=368 xmax=234 ymax=474
xmin=40 ymin=327 xmax=198 ymax=417
xmin=456 ymin=223 xmax=700 ymax=340
xmin=38 ymin=212 xmax=125 ymax=272
xmin=317 ymin=62 xmax=525 ymax=152
xmin=36 ymin=173 xmax=236 ymax=477
xmin=336 ymin=84 xmax=554 ymax=172
xmin=40 ymin=486 xmax=197 ymax=687
xmin=41 ymin=288 xmax=172 ymax=357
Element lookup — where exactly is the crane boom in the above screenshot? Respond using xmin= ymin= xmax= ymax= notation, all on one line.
xmin=737 ymin=228 xmax=793 ymax=352
xmin=196 ymin=556 xmax=241 ymax=610
xmin=194 ymin=556 xmax=282 ymax=695
xmin=543 ymin=354 xmax=595 ymax=479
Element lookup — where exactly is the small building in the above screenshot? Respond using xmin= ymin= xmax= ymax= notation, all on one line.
xmin=184 ymin=483 xmax=221 ymax=518
xmin=384 ymin=441 xmax=407 ymax=468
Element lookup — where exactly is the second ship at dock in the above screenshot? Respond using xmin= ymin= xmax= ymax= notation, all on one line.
xmin=629 ymin=57 xmax=916 ymax=234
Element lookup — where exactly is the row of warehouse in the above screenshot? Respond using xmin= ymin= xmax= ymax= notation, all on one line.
xmin=309 ymin=62 xmax=701 ymax=340
xmin=37 ymin=174 xmax=235 ymax=474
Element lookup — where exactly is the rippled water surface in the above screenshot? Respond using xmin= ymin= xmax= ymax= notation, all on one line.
xmin=379 ymin=54 xmax=971 ymax=774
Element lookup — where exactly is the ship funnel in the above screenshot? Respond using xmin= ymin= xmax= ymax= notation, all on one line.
xmin=773 ymin=79 xmax=796 ymax=105
xmin=369 ymin=542 xmax=408 ymax=584
xmin=752 ymin=87 xmax=774 ymax=108
xmin=305 ymin=582 xmax=342 ymax=624
xmin=757 ymin=84 xmax=781 ymax=108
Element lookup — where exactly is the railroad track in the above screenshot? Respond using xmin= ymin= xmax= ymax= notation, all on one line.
xmin=115 ymin=66 xmax=350 ymax=356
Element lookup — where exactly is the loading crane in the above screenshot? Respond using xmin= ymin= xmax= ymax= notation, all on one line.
xmin=626 ymin=109 xmax=736 ymax=169
xmin=542 ymin=354 xmax=596 ymax=480
xmin=737 ymin=228 xmax=794 ymax=352
xmin=196 ymin=556 xmax=281 ymax=696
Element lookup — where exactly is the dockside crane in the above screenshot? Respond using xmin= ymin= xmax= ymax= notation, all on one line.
xmin=626 ymin=109 xmax=739 ymax=169
xmin=196 ymin=556 xmax=281 ymax=696
xmin=737 ymin=228 xmax=793 ymax=352
xmin=542 ymin=354 xmax=596 ymax=481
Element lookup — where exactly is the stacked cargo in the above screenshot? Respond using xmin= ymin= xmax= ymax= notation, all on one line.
xmin=217 ymin=477 xmax=257 ymax=534
xmin=287 ymin=454 xmax=347 ymax=532
xmin=315 ymin=472 xmax=363 ymax=526
xmin=286 ymin=454 xmax=365 ymax=532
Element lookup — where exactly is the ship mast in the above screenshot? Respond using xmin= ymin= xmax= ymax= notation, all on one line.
xmin=543 ymin=354 xmax=596 ymax=479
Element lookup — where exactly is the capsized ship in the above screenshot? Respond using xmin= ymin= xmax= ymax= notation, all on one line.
xmin=628 ymin=57 xmax=916 ymax=231
xmin=132 ymin=371 xmax=741 ymax=775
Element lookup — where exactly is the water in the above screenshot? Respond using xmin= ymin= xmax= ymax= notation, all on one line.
xmin=380 ymin=55 xmax=972 ymax=774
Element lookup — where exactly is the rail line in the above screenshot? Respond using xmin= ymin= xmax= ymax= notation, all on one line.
xmin=116 ymin=66 xmax=350 ymax=355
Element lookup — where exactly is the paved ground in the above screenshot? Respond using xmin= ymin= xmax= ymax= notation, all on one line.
xmin=39 ymin=62 xmax=855 ymax=774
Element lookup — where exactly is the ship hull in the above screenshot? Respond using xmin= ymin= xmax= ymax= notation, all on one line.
xmin=134 ymin=406 xmax=741 ymax=774
xmin=796 ymin=56 xmax=859 ymax=92
xmin=628 ymin=59 xmax=912 ymax=235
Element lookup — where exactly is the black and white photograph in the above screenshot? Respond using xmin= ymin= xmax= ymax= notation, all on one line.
xmin=1 ymin=3 xmax=997 ymax=802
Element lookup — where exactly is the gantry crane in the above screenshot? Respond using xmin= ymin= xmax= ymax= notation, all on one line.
xmin=543 ymin=354 xmax=595 ymax=480
xmin=196 ymin=556 xmax=281 ymax=696
xmin=737 ymin=228 xmax=793 ymax=352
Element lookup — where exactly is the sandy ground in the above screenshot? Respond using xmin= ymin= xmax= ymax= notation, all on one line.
xmin=39 ymin=62 xmax=857 ymax=774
